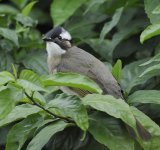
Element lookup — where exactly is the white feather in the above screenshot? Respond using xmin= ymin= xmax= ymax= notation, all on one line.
xmin=46 ymin=42 xmax=66 ymax=57
xmin=60 ymin=28 xmax=72 ymax=40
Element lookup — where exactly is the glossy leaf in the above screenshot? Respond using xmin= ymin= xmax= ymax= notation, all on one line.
xmin=0 ymin=28 xmax=19 ymax=47
xmin=47 ymin=93 xmax=88 ymax=131
xmin=6 ymin=114 xmax=43 ymax=150
xmin=43 ymin=72 xmax=102 ymax=94
xmin=100 ymin=7 xmax=123 ymax=39
xmin=128 ymin=90 xmax=160 ymax=105
xmin=22 ymin=1 xmax=37 ymax=16
xmin=82 ymin=94 xmax=136 ymax=129
xmin=89 ymin=113 xmax=134 ymax=150
xmin=112 ymin=59 xmax=122 ymax=82
xmin=140 ymin=24 xmax=160 ymax=43
xmin=51 ymin=0 xmax=88 ymax=26
xmin=0 ymin=104 xmax=41 ymax=127
xmin=26 ymin=121 xmax=68 ymax=150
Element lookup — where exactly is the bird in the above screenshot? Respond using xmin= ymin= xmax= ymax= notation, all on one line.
xmin=42 ymin=26 xmax=151 ymax=140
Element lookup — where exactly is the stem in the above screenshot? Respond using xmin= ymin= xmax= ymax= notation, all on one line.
xmin=24 ymin=92 xmax=75 ymax=123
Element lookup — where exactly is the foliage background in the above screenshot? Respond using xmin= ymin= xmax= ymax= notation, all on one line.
xmin=0 ymin=0 xmax=160 ymax=150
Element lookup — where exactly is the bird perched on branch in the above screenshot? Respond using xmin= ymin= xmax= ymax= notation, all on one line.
xmin=43 ymin=26 xmax=151 ymax=140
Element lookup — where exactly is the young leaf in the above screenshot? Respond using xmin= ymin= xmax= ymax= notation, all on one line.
xmin=51 ymin=0 xmax=88 ymax=26
xmin=47 ymin=93 xmax=88 ymax=131
xmin=43 ymin=72 xmax=102 ymax=94
xmin=26 ymin=121 xmax=68 ymax=150
xmin=6 ymin=114 xmax=43 ymax=150
xmin=0 ymin=89 xmax=15 ymax=119
xmin=89 ymin=113 xmax=134 ymax=150
xmin=0 ymin=104 xmax=41 ymax=128
xmin=140 ymin=24 xmax=160 ymax=44
xmin=100 ymin=7 xmax=124 ymax=40
xmin=22 ymin=1 xmax=37 ymax=16
xmin=128 ymin=90 xmax=160 ymax=105
xmin=11 ymin=64 xmax=17 ymax=79
xmin=82 ymin=94 xmax=136 ymax=129
xmin=0 ymin=28 xmax=19 ymax=47
xmin=112 ymin=59 xmax=122 ymax=82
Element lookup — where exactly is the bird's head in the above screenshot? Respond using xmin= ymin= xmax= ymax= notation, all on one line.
xmin=42 ymin=27 xmax=72 ymax=56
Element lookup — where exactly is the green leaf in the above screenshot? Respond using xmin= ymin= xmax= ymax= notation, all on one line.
xmin=140 ymin=24 xmax=160 ymax=44
xmin=144 ymin=0 xmax=160 ymax=24
xmin=10 ymin=0 xmax=28 ymax=9
xmin=121 ymin=59 xmax=151 ymax=93
xmin=43 ymin=72 xmax=102 ymax=94
xmin=11 ymin=64 xmax=17 ymax=79
xmin=100 ymin=7 xmax=124 ymax=39
xmin=0 ymin=89 xmax=15 ymax=119
xmin=6 ymin=114 xmax=43 ymax=150
xmin=85 ymin=39 xmax=113 ymax=61
xmin=0 ymin=4 xmax=19 ymax=14
xmin=152 ymin=4 xmax=160 ymax=14
xmin=0 ymin=104 xmax=41 ymax=127
xmin=0 ymin=71 xmax=15 ymax=85
xmin=17 ymin=70 xmax=46 ymax=92
xmin=23 ymin=52 xmax=48 ymax=75
xmin=131 ymin=107 xmax=160 ymax=150
xmin=17 ymin=79 xmax=46 ymax=92
xmin=0 ymin=28 xmax=19 ymax=47
xmin=139 ymin=63 xmax=160 ymax=78
xmin=140 ymin=53 xmax=160 ymax=66
xmin=82 ymin=94 xmax=136 ymax=129
xmin=0 ymin=53 xmax=14 ymax=72
xmin=112 ymin=59 xmax=122 ymax=82
xmin=128 ymin=90 xmax=160 ymax=105
xmin=15 ymin=13 xmax=37 ymax=27
xmin=26 ymin=121 xmax=68 ymax=150
xmin=89 ymin=113 xmax=134 ymax=150
xmin=51 ymin=0 xmax=88 ymax=26
xmin=22 ymin=1 xmax=37 ymax=16
xmin=47 ymin=93 xmax=88 ymax=131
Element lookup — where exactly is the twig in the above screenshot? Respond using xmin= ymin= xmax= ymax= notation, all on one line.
xmin=24 ymin=91 xmax=75 ymax=123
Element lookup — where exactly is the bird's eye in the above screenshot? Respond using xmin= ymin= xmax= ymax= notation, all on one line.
xmin=58 ymin=36 xmax=62 ymax=40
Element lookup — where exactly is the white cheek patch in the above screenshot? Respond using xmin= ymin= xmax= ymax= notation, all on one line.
xmin=60 ymin=28 xmax=72 ymax=40
xmin=46 ymin=42 xmax=66 ymax=57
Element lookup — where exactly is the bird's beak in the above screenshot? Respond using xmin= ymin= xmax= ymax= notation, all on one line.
xmin=42 ymin=35 xmax=52 ymax=41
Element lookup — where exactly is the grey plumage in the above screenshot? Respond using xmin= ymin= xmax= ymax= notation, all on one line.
xmin=55 ymin=46 xmax=123 ymax=99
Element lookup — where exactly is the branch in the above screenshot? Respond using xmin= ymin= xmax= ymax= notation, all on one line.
xmin=24 ymin=91 xmax=75 ymax=123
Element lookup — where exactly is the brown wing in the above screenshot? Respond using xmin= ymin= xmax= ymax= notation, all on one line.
xmin=57 ymin=46 xmax=123 ymax=99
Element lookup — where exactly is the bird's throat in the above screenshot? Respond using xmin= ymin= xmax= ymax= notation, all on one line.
xmin=46 ymin=42 xmax=66 ymax=58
